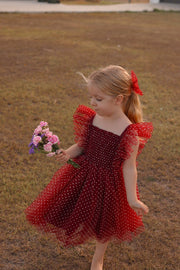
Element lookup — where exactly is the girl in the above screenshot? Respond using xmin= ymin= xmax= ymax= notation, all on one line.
xmin=25 ymin=65 xmax=153 ymax=270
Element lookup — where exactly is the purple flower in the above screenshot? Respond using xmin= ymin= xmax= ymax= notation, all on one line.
xmin=29 ymin=146 xmax=35 ymax=154
xmin=29 ymin=135 xmax=35 ymax=147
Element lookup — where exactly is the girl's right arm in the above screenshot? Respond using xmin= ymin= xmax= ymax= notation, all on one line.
xmin=55 ymin=143 xmax=83 ymax=164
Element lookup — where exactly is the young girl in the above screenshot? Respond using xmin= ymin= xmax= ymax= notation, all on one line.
xmin=25 ymin=65 xmax=153 ymax=270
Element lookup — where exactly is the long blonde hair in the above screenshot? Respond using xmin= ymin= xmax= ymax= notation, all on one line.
xmin=86 ymin=65 xmax=143 ymax=123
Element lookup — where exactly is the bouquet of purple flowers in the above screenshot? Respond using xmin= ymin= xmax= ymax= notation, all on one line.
xmin=29 ymin=121 xmax=80 ymax=168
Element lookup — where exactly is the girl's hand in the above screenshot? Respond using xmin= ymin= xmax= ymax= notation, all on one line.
xmin=128 ymin=200 xmax=149 ymax=216
xmin=55 ymin=149 xmax=70 ymax=164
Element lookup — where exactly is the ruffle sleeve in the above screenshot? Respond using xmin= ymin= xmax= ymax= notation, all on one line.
xmin=113 ymin=122 xmax=153 ymax=166
xmin=73 ymin=105 xmax=95 ymax=149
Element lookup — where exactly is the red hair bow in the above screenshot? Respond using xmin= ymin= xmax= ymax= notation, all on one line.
xmin=131 ymin=71 xmax=143 ymax=96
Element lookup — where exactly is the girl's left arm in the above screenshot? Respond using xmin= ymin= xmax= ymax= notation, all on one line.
xmin=123 ymin=139 xmax=149 ymax=216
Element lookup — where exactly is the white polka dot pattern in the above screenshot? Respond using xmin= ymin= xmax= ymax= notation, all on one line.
xmin=25 ymin=105 xmax=153 ymax=247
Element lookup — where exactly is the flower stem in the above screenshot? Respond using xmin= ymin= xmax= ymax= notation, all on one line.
xmin=67 ymin=159 xmax=80 ymax=168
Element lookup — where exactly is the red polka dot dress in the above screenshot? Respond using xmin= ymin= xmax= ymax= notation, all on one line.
xmin=25 ymin=105 xmax=153 ymax=247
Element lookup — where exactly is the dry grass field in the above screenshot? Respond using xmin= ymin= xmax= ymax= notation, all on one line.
xmin=0 ymin=12 xmax=180 ymax=270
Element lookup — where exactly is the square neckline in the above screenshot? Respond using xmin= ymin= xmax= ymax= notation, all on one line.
xmin=90 ymin=114 xmax=132 ymax=139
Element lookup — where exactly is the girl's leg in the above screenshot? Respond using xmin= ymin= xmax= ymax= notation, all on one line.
xmin=90 ymin=241 xmax=109 ymax=270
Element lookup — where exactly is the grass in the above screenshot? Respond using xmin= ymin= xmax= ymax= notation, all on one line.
xmin=0 ymin=12 xmax=180 ymax=270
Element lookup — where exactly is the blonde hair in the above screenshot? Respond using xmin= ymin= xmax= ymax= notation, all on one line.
xmin=86 ymin=65 xmax=143 ymax=123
